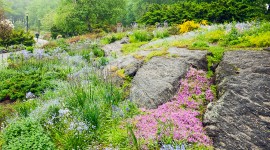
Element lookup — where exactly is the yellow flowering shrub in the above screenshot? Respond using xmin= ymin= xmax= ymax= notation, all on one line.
xmin=178 ymin=21 xmax=200 ymax=33
xmin=201 ymin=20 xmax=208 ymax=26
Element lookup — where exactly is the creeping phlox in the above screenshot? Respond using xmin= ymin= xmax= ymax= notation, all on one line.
xmin=132 ymin=67 xmax=214 ymax=146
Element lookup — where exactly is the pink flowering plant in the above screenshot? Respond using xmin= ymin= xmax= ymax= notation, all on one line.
xmin=131 ymin=67 xmax=214 ymax=148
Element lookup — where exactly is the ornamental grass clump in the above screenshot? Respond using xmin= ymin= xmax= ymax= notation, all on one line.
xmin=132 ymin=67 xmax=214 ymax=148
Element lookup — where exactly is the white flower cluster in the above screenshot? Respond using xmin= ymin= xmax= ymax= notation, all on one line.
xmin=0 ymin=19 xmax=14 ymax=29
xmin=68 ymin=121 xmax=89 ymax=133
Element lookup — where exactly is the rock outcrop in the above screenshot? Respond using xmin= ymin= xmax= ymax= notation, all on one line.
xmin=130 ymin=48 xmax=208 ymax=109
xmin=102 ymin=41 xmax=123 ymax=57
xmin=204 ymin=50 xmax=270 ymax=150
xmin=104 ymin=55 xmax=144 ymax=77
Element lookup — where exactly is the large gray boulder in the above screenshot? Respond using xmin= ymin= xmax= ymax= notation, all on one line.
xmin=130 ymin=48 xmax=208 ymax=109
xmin=204 ymin=50 xmax=270 ymax=150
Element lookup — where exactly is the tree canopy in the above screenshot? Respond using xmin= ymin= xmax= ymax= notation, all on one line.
xmin=1 ymin=0 xmax=269 ymax=37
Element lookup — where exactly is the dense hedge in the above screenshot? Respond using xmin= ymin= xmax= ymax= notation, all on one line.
xmin=139 ymin=0 xmax=270 ymax=25
xmin=0 ymin=29 xmax=35 ymax=47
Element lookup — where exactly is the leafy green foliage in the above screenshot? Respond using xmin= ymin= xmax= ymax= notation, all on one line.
xmin=139 ymin=0 xmax=270 ymax=25
xmin=189 ymin=41 xmax=209 ymax=49
xmin=0 ymin=70 xmax=53 ymax=102
xmin=2 ymin=118 xmax=55 ymax=150
xmin=101 ymin=33 xmax=126 ymax=45
xmin=130 ymin=30 xmax=153 ymax=43
xmin=0 ymin=53 xmax=71 ymax=102
xmin=121 ymin=42 xmax=147 ymax=55
xmin=52 ymin=0 xmax=126 ymax=36
xmin=204 ymin=29 xmax=226 ymax=43
xmin=207 ymin=46 xmax=225 ymax=77
xmin=26 ymin=46 xmax=34 ymax=53
xmin=50 ymin=25 xmax=63 ymax=39
xmin=153 ymin=29 xmax=170 ymax=39
xmin=0 ymin=29 xmax=35 ymax=47
xmin=92 ymin=44 xmax=105 ymax=57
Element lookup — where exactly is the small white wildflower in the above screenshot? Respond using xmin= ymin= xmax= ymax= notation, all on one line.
xmin=58 ymin=108 xmax=70 ymax=117
xmin=26 ymin=92 xmax=36 ymax=99
xmin=69 ymin=122 xmax=76 ymax=130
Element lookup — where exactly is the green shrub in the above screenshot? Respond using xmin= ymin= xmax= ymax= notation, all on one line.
xmin=139 ymin=1 xmax=269 ymax=25
xmin=50 ymin=25 xmax=63 ymax=39
xmin=100 ymin=33 xmax=126 ymax=45
xmin=26 ymin=46 xmax=34 ymax=53
xmin=96 ymin=57 xmax=109 ymax=66
xmin=81 ymin=49 xmax=92 ymax=61
xmin=0 ymin=56 xmax=69 ymax=102
xmin=205 ymin=29 xmax=226 ymax=43
xmin=92 ymin=44 xmax=105 ymax=57
xmin=130 ymin=30 xmax=153 ymax=43
xmin=2 ymin=118 xmax=55 ymax=150
xmin=0 ymin=30 xmax=35 ymax=48
xmin=0 ymin=71 xmax=54 ymax=101
xmin=189 ymin=41 xmax=209 ymax=49
xmin=56 ymin=38 xmax=70 ymax=51
xmin=13 ymin=100 xmax=38 ymax=118
xmin=153 ymin=29 xmax=170 ymax=39
xmin=246 ymin=31 xmax=270 ymax=47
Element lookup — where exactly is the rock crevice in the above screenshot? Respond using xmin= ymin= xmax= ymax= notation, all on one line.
xmin=204 ymin=50 xmax=270 ymax=150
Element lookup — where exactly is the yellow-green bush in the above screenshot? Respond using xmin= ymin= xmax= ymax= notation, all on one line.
xmin=178 ymin=21 xmax=200 ymax=33
xmin=205 ymin=29 xmax=226 ymax=43
xmin=246 ymin=31 xmax=270 ymax=47
xmin=121 ymin=42 xmax=147 ymax=55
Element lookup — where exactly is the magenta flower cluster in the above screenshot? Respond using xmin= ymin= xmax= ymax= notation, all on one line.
xmin=132 ymin=67 xmax=214 ymax=146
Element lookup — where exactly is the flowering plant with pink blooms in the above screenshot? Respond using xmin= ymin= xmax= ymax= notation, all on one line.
xmin=131 ymin=67 xmax=214 ymax=148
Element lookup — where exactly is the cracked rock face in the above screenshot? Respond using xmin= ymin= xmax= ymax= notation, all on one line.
xmin=130 ymin=48 xmax=208 ymax=109
xmin=204 ymin=50 xmax=270 ymax=150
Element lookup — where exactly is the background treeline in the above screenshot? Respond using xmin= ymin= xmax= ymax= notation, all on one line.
xmin=139 ymin=0 xmax=270 ymax=25
xmin=1 ymin=0 xmax=270 ymax=37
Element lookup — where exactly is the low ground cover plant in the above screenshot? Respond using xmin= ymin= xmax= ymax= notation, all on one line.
xmin=2 ymin=118 xmax=55 ymax=149
xmin=130 ymin=67 xmax=214 ymax=149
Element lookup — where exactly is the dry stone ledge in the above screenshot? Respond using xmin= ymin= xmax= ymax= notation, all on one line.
xmin=130 ymin=48 xmax=208 ymax=109
xmin=104 ymin=55 xmax=144 ymax=77
xmin=204 ymin=50 xmax=270 ymax=150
